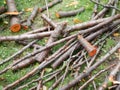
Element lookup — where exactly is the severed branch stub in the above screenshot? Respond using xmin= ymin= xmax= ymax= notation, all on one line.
xmin=6 ymin=0 xmax=21 ymax=32
xmin=56 ymin=7 xmax=85 ymax=18
xmin=26 ymin=6 xmax=39 ymax=28
xmin=77 ymin=35 xmax=97 ymax=57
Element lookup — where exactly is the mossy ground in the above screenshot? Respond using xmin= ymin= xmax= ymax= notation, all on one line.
xmin=0 ymin=0 xmax=119 ymax=90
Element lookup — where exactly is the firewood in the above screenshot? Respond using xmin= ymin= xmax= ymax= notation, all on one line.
xmin=60 ymin=41 xmax=120 ymax=90
xmin=16 ymin=40 xmax=42 ymax=49
xmin=98 ymin=62 xmax=120 ymax=90
xmin=111 ymin=0 xmax=118 ymax=16
xmin=6 ymin=0 xmax=21 ymax=32
xmin=4 ymin=21 xmax=120 ymax=90
xmin=35 ymin=22 xmax=67 ymax=63
xmin=56 ymin=7 xmax=85 ymax=18
xmin=51 ymin=15 xmax=120 ymax=69
xmin=12 ymin=38 xmax=74 ymax=71
xmin=0 ymin=14 xmax=119 ymax=42
xmin=77 ymin=35 xmax=97 ymax=57
xmin=92 ymin=0 xmax=115 ymax=20
xmin=0 ymin=40 xmax=38 ymax=66
xmin=0 ymin=31 xmax=52 ymax=42
xmin=41 ymin=14 xmax=57 ymax=28
xmin=79 ymin=64 xmax=115 ymax=90
xmin=12 ymin=57 xmax=36 ymax=71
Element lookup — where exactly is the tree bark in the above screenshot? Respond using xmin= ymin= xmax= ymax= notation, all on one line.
xmin=6 ymin=0 xmax=21 ymax=32
xmin=35 ymin=22 xmax=67 ymax=63
xmin=26 ymin=6 xmax=39 ymax=27
xmin=60 ymin=41 xmax=120 ymax=90
xmin=56 ymin=7 xmax=85 ymax=18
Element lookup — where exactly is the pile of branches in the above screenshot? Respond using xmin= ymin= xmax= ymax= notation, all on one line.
xmin=0 ymin=0 xmax=120 ymax=90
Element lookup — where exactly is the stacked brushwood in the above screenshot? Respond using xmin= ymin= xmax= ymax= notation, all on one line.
xmin=0 ymin=0 xmax=120 ymax=90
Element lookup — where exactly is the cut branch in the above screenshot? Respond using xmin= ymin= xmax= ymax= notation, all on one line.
xmin=60 ymin=41 xmax=120 ymax=90
xmin=41 ymin=14 xmax=57 ymax=28
xmin=26 ymin=6 xmax=39 ymax=27
xmin=56 ymin=7 xmax=85 ymax=18
xmin=35 ymin=22 xmax=67 ymax=63
xmin=6 ymin=0 xmax=21 ymax=32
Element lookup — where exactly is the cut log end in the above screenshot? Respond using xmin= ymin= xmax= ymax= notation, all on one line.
xmin=10 ymin=24 xmax=21 ymax=32
xmin=55 ymin=12 xmax=60 ymax=18
xmin=89 ymin=48 xmax=97 ymax=57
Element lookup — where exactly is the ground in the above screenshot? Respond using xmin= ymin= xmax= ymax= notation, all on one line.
xmin=0 ymin=0 xmax=120 ymax=90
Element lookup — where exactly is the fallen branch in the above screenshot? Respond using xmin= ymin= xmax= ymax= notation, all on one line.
xmin=79 ymin=64 xmax=115 ymax=90
xmin=91 ymin=0 xmax=99 ymax=18
xmin=0 ymin=31 xmax=52 ymax=42
xmin=0 ymin=40 xmax=38 ymax=65
xmin=98 ymin=61 xmax=120 ymax=90
xmin=39 ymin=0 xmax=62 ymax=12
xmin=92 ymin=0 xmax=115 ymax=20
xmin=77 ymin=35 xmax=97 ymax=57
xmin=35 ymin=22 xmax=67 ymax=63
xmin=111 ymin=0 xmax=118 ymax=16
xmin=41 ymin=13 xmax=57 ymax=28
xmin=6 ymin=0 xmax=21 ymax=32
xmin=60 ymin=41 xmax=120 ymax=90
xmin=51 ymin=16 xmax=120 ymax=69
xmin=26 ymin=6 xmax=39 ymax=27
xmin=56 ymin=7 xmax=85 ymax=18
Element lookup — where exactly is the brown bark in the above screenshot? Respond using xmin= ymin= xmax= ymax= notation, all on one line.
xmin=0 ymin=15 xmax=117 ymax=42
xmin=98 ymin=62 xmax=120 ymax=90
xmin=0 ymin=6 xmax=6 ymax=14
xmin=12 ymin=38 xmax=74 ymax=71
xmin=3 ymin=25 xmax=120 ymax=90
xmin=39 ymin=0 xmax=62 ymax=12
xmin=56 ymin=7 xmax=85 ymax=18
xmin=26 ymin=6 xmax=39 ymax=27
xmin=6 ymin=0 xmax=21 ymax=32
xmin=92 ymin=0 xmax=114 ymax=20
xmin=111 ymin=0 xmax=118 ymax=16
xmin=0 ymin=31 xmax=52 ymax=42
xmin=60 ymin=41 xmax=120 ymax=90
xmin=35 ymin=22 xmax=67 ymax=63
xmin=64 ymin=17 xmax=110 ymax=34
xmin=78 ymin=35 xmax=97 ymax=57
xmin=0 ymin=40 xmax=38 ymax=66
xmin=12 ymin=57 xmax=36 ymax=71
xmin=79 ymin=64 xmax=115 ymax=90
xmin=16 ymin=40 xmax=42 ymax=49
xmin=91 ymin=0 xmax=99 ymax=18
xmin=51 ymin=15 xmax=120 ymax=69
xmin=41 ymin=14 xmax=57 ymax=28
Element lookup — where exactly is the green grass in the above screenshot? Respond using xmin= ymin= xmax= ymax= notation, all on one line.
xmin=0 ymin=0 xmax=119 ymax=90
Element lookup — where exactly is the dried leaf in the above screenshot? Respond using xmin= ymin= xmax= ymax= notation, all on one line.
xmin=65 ymin=1 xmax=78 ymax=8
xmin=73 ymin=18 xmax=82 ymax=24
xmin=45 ymin=68 xmax=52 ymax=73
xmin=5 ymin=11 xmax=20 ymax=15
xmin=113 ymin=33 xmax=120 ymax=37
xmin=25 ymin=8 xmax=33 ymax=12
